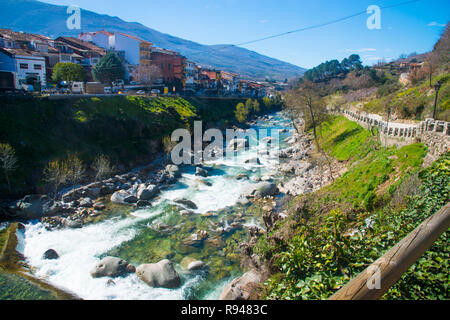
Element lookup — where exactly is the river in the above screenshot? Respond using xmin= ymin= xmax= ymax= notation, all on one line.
xmin=16 ymin=112 xmax=293 ymax=300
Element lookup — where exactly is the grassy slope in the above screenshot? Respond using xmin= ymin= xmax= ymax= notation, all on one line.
xmin=257 ymin=116 xmax=448 ymax=300
xmin=361 ymin=73 xmax=450 ymax=121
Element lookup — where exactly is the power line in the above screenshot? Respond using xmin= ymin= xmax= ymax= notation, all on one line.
xmin=187 ymin=0 xmax=423 ymax=58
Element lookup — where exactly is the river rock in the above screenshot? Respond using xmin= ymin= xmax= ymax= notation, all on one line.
xmin=187 ymin=261 xmax=206 ymax=271
xmin=15 ymin=195 xmax=62 ymax=220
xmin=111 ymin=190 xmax=138 ymax=204
xmin=90 ymin=257 xmax=134 ymax=278
xmin=137 ymin=185 xmax=159 ymax=200
xmin=174 ymin=198 xmax=198 ymax=210
xmin=136 ymin=259 xmax=181 ymax=289
xmin=79 ymin=197 xmax=93 ymax=208
xmin=93 ymin=202 xmax=106 ymax=211
xmin=241 ymin=182 xmax=278 ymax=199
xmin=136 ymin=200 xmax=152 ymax=208
xmin=63 ymin=218 xmax=83 ymax=229
xmin=219 ymin=270 xmax=262 ymax=300
xmin=42 ymin=249 xmax=59 ymax=260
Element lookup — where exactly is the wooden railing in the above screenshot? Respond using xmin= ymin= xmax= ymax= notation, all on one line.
xmin=330 ymin=203 xmax=450 ymax=300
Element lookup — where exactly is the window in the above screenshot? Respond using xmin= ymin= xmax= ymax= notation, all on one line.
xmin=34 ymin=64 xmax=42 ymax=70
xmin=20 ymin=63 xmax=28 ymax=69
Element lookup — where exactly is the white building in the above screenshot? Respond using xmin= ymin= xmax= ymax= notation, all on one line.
xmin=185 ymin=60 xmax=196 ymax=88
xmin=79 ymin=31 xmax=113 ymax=51
xmin=0 ymin=48 xmax=46 ymax=90
xmin=15 ymin=53 xmax=46 ymax=89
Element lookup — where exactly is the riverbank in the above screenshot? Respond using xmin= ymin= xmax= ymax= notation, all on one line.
xmin=250 ymin=115 xmax=449 ymax=300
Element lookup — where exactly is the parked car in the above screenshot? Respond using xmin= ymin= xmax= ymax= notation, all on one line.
xmin=151 ymin=89 xmax=160 ymax=95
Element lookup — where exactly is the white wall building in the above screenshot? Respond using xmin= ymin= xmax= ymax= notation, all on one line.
xmin=15 ymin=53 xmax=46 ymax=88
xmin=185 ymin=60 xmax=195 ymax=87
xmin=79 ymin=31 xmax=112 ymax=50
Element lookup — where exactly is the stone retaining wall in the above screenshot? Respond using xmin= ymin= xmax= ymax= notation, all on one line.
xmin=338 ymin=110 xmax=450 ymax=165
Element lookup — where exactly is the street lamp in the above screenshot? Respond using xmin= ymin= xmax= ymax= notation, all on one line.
xmin=433 ymin=82 xmax=441 ymax=120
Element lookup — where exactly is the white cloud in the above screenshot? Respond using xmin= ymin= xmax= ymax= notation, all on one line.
xmin=343 ymin=48 xmax=377 ymax=53
xmin=258 ymin=19 xmax=269 ymax=24
xmin=427 ymin=21 xmax=446 ymax=27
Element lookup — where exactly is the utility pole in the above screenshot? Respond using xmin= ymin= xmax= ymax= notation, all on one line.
xmin=433 ymin=81 xmax=441 ymax=120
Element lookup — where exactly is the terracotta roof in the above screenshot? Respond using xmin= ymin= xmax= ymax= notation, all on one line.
xmin=0 ymin=47 xmax=46 ymax=58
xmin=80 ymin=30 xmax=114 ymax=37
xmin=55 ymin=37 xmax=106 ymax=55
xmin=116 ymin=32 xmax=152 ymax=45
xmin=0 ymin=28 xmax=52 ymax=42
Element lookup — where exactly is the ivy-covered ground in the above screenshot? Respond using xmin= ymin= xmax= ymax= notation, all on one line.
xmin=256 ymin=116 xmax=449 ymax=300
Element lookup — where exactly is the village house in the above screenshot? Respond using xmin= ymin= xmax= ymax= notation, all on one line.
xmin=0 ymin=47 xmax=46 ymax=91
xmin=150 ymin=47 xmax=186 ymax=89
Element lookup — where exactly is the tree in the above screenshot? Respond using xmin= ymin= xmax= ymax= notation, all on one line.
xmin=235 ymin=102 xmax=250 ymax=123
xmin=44 ymin=154 xmax=84 ymax=196
xmin=283 ymin=81 xmax=334 ymax=181
xmin=92 ymin=155 xmax=114 ymax=181
xmin=0 ymin=143 xmax=17 ymax=193
xmin=423 ymin=52 xmax=439 ymax=88
xmin=92 ymin=52 xmax=125 ymax=86
xmin=52 ymin=62 xmax=86 ymax=84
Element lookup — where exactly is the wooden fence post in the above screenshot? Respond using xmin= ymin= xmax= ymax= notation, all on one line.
xmin=330 ymin=203 xmax=450 ymax=300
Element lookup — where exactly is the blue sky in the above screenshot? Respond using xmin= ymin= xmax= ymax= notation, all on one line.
xmin=41 ymin=0 xmax=449 ymax=69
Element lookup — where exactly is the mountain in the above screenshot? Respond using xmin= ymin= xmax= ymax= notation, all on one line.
xmin=0 ymin=0 xmax=306 ymax=80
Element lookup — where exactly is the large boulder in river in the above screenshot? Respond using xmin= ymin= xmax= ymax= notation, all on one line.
xmin=174 ymin=198 xmax=198 ymax=210
xmin=15 ymin=195 xmax=62 ymax=220
xmin=137 ymin=185 xmax=159 ymax=201
xmin=241 ymin=182 xmax=278 ymax=199
xmin=136 ymin=259 xmax=181 ymax=289
xmin=111 ymin=190 xmax=138 ymax=204
xmin=43 ymin=249 xmax=59 ymax=260
xmin=90 ymin=257 xmax=135 ymax=278
xmin=219 ymin=270 xmax=262 ymax=300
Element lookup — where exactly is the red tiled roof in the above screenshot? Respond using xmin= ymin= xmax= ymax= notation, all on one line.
xmin=55 ymin=37 xmax=106 ymax=55
xmin=116 ymin=32 xmax=152 ymax=45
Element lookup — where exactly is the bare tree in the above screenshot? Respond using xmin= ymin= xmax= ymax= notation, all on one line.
xmin=0 ymin=143 xmax=17 ymax=193
xmin=132 ymin=65 xmax=163 ymax=89
xmin=92 ymin=155 xmax=114 ymax=181
xmin=284 ymin=81 xmax=334 ymax=181
xmin=423 ymin=52 xmax=439 ymax=88
xmin=44 ymin=154 xmax=85 ymax=196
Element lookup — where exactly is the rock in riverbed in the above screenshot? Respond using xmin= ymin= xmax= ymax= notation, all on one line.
xmin=136 ymin=259 xmax=181 ymax=289
xmin=43 ymin=249 xmax=59 ymax=260
xmin=174 ymin=198 xmax=198 ymax=210
xmin=137 ymin=184 xmax=159 ymax=201
xmin=14 ymin=195 xmax=62 ymax=220
xmin=111 ymin=190 xmax=138 ymax=205
xmin=241 ymin=182 xmax=278 ymax=199
xmin=90 ymin=256 xmax=135 ymax=278
xmin=219 ymin=270 xmax=262 ymax=300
